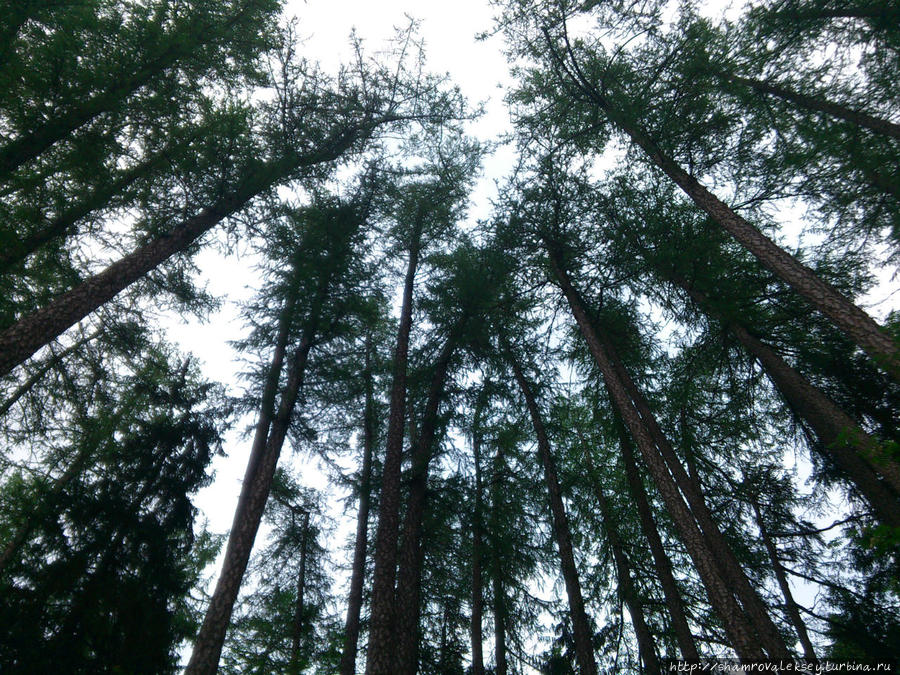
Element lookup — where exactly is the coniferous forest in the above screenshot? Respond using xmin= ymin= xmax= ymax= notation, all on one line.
xmin=1 ymin=0 xmax=899 ymax=672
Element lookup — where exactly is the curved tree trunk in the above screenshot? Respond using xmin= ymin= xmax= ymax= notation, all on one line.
xmin=508 ymin=353 xmax=599 ymax=675
xmin=185 ymin=334 xmax=313 ymax=675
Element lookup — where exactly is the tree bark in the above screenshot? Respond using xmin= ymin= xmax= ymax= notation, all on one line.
xmin=580 ymin=440 xmax=660 ymax=672
xmin=339 ymin=336 xmax=377 ymax=675
xmin=0 ymin=125 xmax=362 ymax=378
xmin=545 ymin=36 xmax=900 ymax=380
xmin=751 ymin=499 xmax=817 ymax=662
xmin=618 ymin=420 xmax=700 ymax=661
xmin=366 ymin=230 xmax=422 ymax=675
xmin=544 ymin=248 xmax=766 ymax=659
xmin=394 ymin=336 xmax=458 ymax=675
xmin=678 ymin=281 xmax=900 ymax=520
xmin=508 ymin=353 xmax=598 ymax=675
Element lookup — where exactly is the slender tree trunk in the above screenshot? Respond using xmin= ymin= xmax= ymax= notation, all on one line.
xmin=544 ymin=250 xmax=765 ymax=659
xmin=339 ymin=337 xmax=377 ymax=675
xmin=618 ymin=420 xmax=700 ymax=661
xmin=470 ymin=404 xmax=486 ymax=675
xmin=546 ymin=41 xmax=900 ymax=379
xmin=0 ymin=125 xmax=361 ymax=377
xmin=366 ymin=231 xmax=422 ymax=675
xmin=751 ymin=499 xmax=818 ymax=662
xmin=508 ymin=353 xmax=598 ymax=675
xmin=490 ymin=446 xmax=509 ymax=675
xmin=186 ymin=333 xmax=314 ymax=675
xmin=290 ymin=511 xmax=311 ymax=675
xmin=581 ymin=439 xmax=660 ymax=672
xmin=678 ymin=281 xmax=900 ymax=519
xmin=394 ymin=336 xmax=458 ymax=675
xmin=718 ymin=72 xmax=900 ymax=140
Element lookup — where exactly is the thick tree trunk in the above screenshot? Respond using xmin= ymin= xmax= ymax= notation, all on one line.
xmin=752 ymin=500 xmax=817 ymax=662
xmin=339 ymin=337 xmax=377 ymax=675
xmin=366 ymin=233 xmax=421 ymax=675
xmin=508 ymin=354 xmax=598 ymax=675
xmin=618 ymin=421 xmax=700 ymax=661
xmin=581 ymin=440 xmax=660 ymax=672
xmin=394 ymin=336 xmax=458 ymax=675
xmin=719 ymin=72 xmax=900 ymax=140
xmin=290 ymin=511 xmax=311 ymax=675
xmin=613 ymin=111 xmax=900 ymax=381
xmin=186 ymin=333 xmax=313 ymax=675
xmin=470 ymin=404 xmax=486 ymax=675
xmin=546 ymin=45 xmax=900 ymax=379
xmin=678 ymin=282 xmax=900 ymax=520
xmin=544 ymin=250 xmax=765 ymax=659
xmin=0 ymin=126 xmax=361 ymax=378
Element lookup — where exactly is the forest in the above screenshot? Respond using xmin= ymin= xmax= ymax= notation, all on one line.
xmin=0 ymin=0 xmax=898 ymax=672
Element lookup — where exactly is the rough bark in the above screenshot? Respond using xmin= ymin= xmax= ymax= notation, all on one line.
xmin=0 ymin=125 xmax=361 ymax=378
xmin=365 ymin=232 xmax=421 ymax=675
xmin=394 ymin=336 xmax=458 ymax=675
xmin=544 ymin=249 xmax=765 ymax=659
xmin=752 ymin=499 xmax=818 ymax=662
xmin=508 ymin=353 xmax=598 ymax=675
xmin=618 ymin=421 xmax=700 ymax=661
xmin=339 ymin=337 xmax=377 ymax=675
xmin=581 ymin=440 xmax=660 ymax=672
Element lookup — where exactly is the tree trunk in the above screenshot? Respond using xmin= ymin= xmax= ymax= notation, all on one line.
xmin=751 ymin=499 xmax=817 ymax=662
xmin=366 ymin=232 xmax=422 ymax=675
xmin=580 ymin=439 xmax=660 ymax=672
xmin=490 ymin=445 xmax=509 ymax=675
xmin=544 ymin=248 xmax=765 ymax=659
xmin=394 ymin=336 xmax=458 ymax=675
xmin=508 ymin=353 xmax=598 ymax=675
xmin=614 ymin=110 xmax=900 ymax=381
xmin=339 ymin=337 xmax=377 ymax=675
xmin=0 ymin=125 xmax=362 ymax=378
xmin=618 ymin=420 xmax=700 ymax=661
xmin=678 ymin=281 xmax=900 ymax=520
xmin=546 ymin=43 xmax=900 ymax=379
xmin=470 ymin=402 xmax=486 ymax=675
xmin=186 ymin=332 xmax=314 ymax=675
xmin=290 ymin=511 xmax=311 ymax=675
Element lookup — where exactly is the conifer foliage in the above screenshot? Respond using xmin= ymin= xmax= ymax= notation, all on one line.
xmin=1 ymin=0 xmax=898 ymax=673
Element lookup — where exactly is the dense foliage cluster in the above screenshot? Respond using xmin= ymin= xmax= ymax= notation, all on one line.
xmin=1 ymin=0 xmax=898 ymax=673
